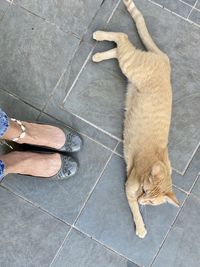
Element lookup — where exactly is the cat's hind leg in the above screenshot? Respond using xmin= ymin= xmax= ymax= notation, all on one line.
xmin=92 ymin=48 xmax=117 ymax=62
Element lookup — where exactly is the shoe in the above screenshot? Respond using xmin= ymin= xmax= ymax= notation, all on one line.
xmin=0 ymin=153 xmax=78 ymax=182
xmin=49 ymin=154 xmax=78 ymax=180
xmin=32 ymin=123 xmax=83 ymax=153
xmin=57 ymin=125 xmax=82 ymax=153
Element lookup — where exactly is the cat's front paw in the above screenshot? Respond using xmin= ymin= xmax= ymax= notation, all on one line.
xmin=92 ymin=53 xmax=102 ymax=62
xmin=136 ymin=226 xmax=147 ymax=238
xmin=93 ymin=31 xmax=104 ymax=41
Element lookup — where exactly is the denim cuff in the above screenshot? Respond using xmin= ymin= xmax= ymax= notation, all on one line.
xmin=0 ymin=159 xmax=5 ymax=182
xmin=0 ymin=108 xmax=9 ymax=138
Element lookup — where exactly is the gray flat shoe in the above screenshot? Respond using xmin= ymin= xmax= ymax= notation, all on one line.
xmin=51 ymin=154 xmax=78 ymax=180
xmin=37 ymin=123 xmax=83 ymax=153
xmin=0 ymin=153 xmax=78 ymax=182
xmin=58 ymin=125 xmax=82 ymax=153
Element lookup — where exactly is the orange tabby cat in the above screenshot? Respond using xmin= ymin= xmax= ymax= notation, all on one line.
xmin=92 ymin=0 xmax=179 ymax=238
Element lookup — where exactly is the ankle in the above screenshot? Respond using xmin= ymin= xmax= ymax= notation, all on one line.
xmin=2 ymin=120 xmax=21 ymax=141
xmin=0 ymin=152 xmax=25 ymax=175
xmin=16 ymin=122 xmax=35 ymax=144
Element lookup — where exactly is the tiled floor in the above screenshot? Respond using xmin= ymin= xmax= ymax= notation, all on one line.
xmin=0 ymin=0 xmax=200 ymax=266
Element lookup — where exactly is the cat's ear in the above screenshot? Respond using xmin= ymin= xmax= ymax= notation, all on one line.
xmin=165 ymin=192 xmax=180 ymax=207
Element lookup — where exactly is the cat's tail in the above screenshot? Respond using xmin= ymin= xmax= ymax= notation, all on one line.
xmin=123 ymin=0 xmax=165 ymax=55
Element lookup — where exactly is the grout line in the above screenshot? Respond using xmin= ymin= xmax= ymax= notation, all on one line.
xmin=12 ymin=1 xmax=81 ymax=39
xmin=186 ymin=0 xmax=197 ymax=18
xmin=0 ymin=0 xmax=11 ymax=23
xmin=194 ymin=6 xmax=200 ymax=11
xmin=150 ymin=170 xmax=200 ymax=266
xmin=40 ymin=66 xmax=69 ymax=116
xmin=72 ymin=145 xmax=117 ymax=226
xmin=147 ymin=0 xmax=163 ymax=8
xmin=172 ymin=167 xmax=183 ymax=176
xmin=72 ymin=225 xmax=142 ymax=267
xmin=147 ymin=0 xmax=200 ymax=27
xmin=0 ymin=85 xmax=122 ymax=152
xmin=78 ymin=132 xmax=121 ymax=156
xmin=37 ymin=109 xmax=121 ymax=154
xmin=0 ymin=86 xmax=190 ymax=178
xmin=150 ymin=172 xmax=200 ymax=267
xmin=61 ymin=0 xmax=122 ymax=104
xmin=194 ymin=0 xmax=199 ymax=8
xmin=0 ymin=184 xmax=71 ymax=227
xmin=181 ymin=142 xmax=200 ymax=175
xmin=113 ymin=140 xmax=121 ymax=153
xmin=114 ymin=150 xmax=124 ymax=158
xmin=189 ymin=183 xmax=200 ymax=204
xmin=72 ymin=141 xmax=120 ymax=227
xmin=187 ymin=18 xmax=200 ymax=26
xmin=172 ymin=183 xmax=189 ymax=195
xmin=0 ymin=87 xmax=43 ymax=113
xmin=59 ymin=107 xmax=122 ymax=142
xmin=188 ymin=173 xmax=200 ymax=194
xmin=149 ymin=192 xmax=189 ymax=266
xmin=49 ymin=227 xmax=73 ymax=267
xmin=106 ymin=0 xmax=122 ymax=24
xmin=178 ymin=0 xmax=194 ymax=7
xmin=62 ymin=49 xmax=95 ymax=103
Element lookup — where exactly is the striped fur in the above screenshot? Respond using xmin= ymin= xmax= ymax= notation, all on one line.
xmin=92 ymin=0 xmax=179 ymax=238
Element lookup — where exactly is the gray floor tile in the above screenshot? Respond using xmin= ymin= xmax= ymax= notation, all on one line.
xmin=0 ymin=5 xmax=80 ymax=109
xmin=76 ymin=155 xmax=186 ymax=266
xmin=191 ymin=175 xmax=200 ymax=197
xmin=152 ymin=194 xmax=200 ymax=267
xmin=52 ymin=229 xmax=139 ymax=267
xmin=189 ymin=9 xmax=200 ymax=24
xmin=0 ymin=186 xmax=69 ymax=267
xmin=62 ymin=2 xmax=144 ymax=138
xmin=3 ymin=114 xmax=112 ymax=224
xmin=0 ymin=88 xmax=40 ymax=120
xmin=43 ymin=38 xmax=118 ymax=150
xmin=44 ymin=103 xmax=118 ymax=150
xmin=196 ymin=0 xmax=200 ymax=9
xmin=44 ymin=0 xmax=120 ymax=150
xmin=173 ymin=146 xmax=200 ymax=192
xmin=182 ymin=0 xmax=197 ymax=6
xmin=61 ymin=0 xmax=200 ymax=173
xmin=64 ymin=60 xmax=126 ymax=138
xmin=152 ymin=0 xmax=192 ymax=17
xmin=14 ymin=0 xmax=105 ymax=38
xmin=116 ymin=141 xmax=123 ymax=156
xmin=0 ymin=0 xmax=9 ymax=20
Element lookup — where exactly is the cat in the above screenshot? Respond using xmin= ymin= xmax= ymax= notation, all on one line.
xmin=92 ymin=0 xmax=179 ymax=238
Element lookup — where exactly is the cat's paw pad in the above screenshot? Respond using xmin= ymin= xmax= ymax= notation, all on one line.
xmin=92 ymin=53 xmax=102 ymax=62
xmin=93 ymin=31 xmax=104 ymax=41
xmin=136 ymin=226 xmax=147 ymax=238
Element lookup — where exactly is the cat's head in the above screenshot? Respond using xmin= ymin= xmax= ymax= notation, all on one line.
xmin=138 ymin=161 xmax=179 ymax=207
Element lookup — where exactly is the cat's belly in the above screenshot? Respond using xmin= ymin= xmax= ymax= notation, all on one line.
xmin=123 ymin=89 xmax=172 ymax=162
